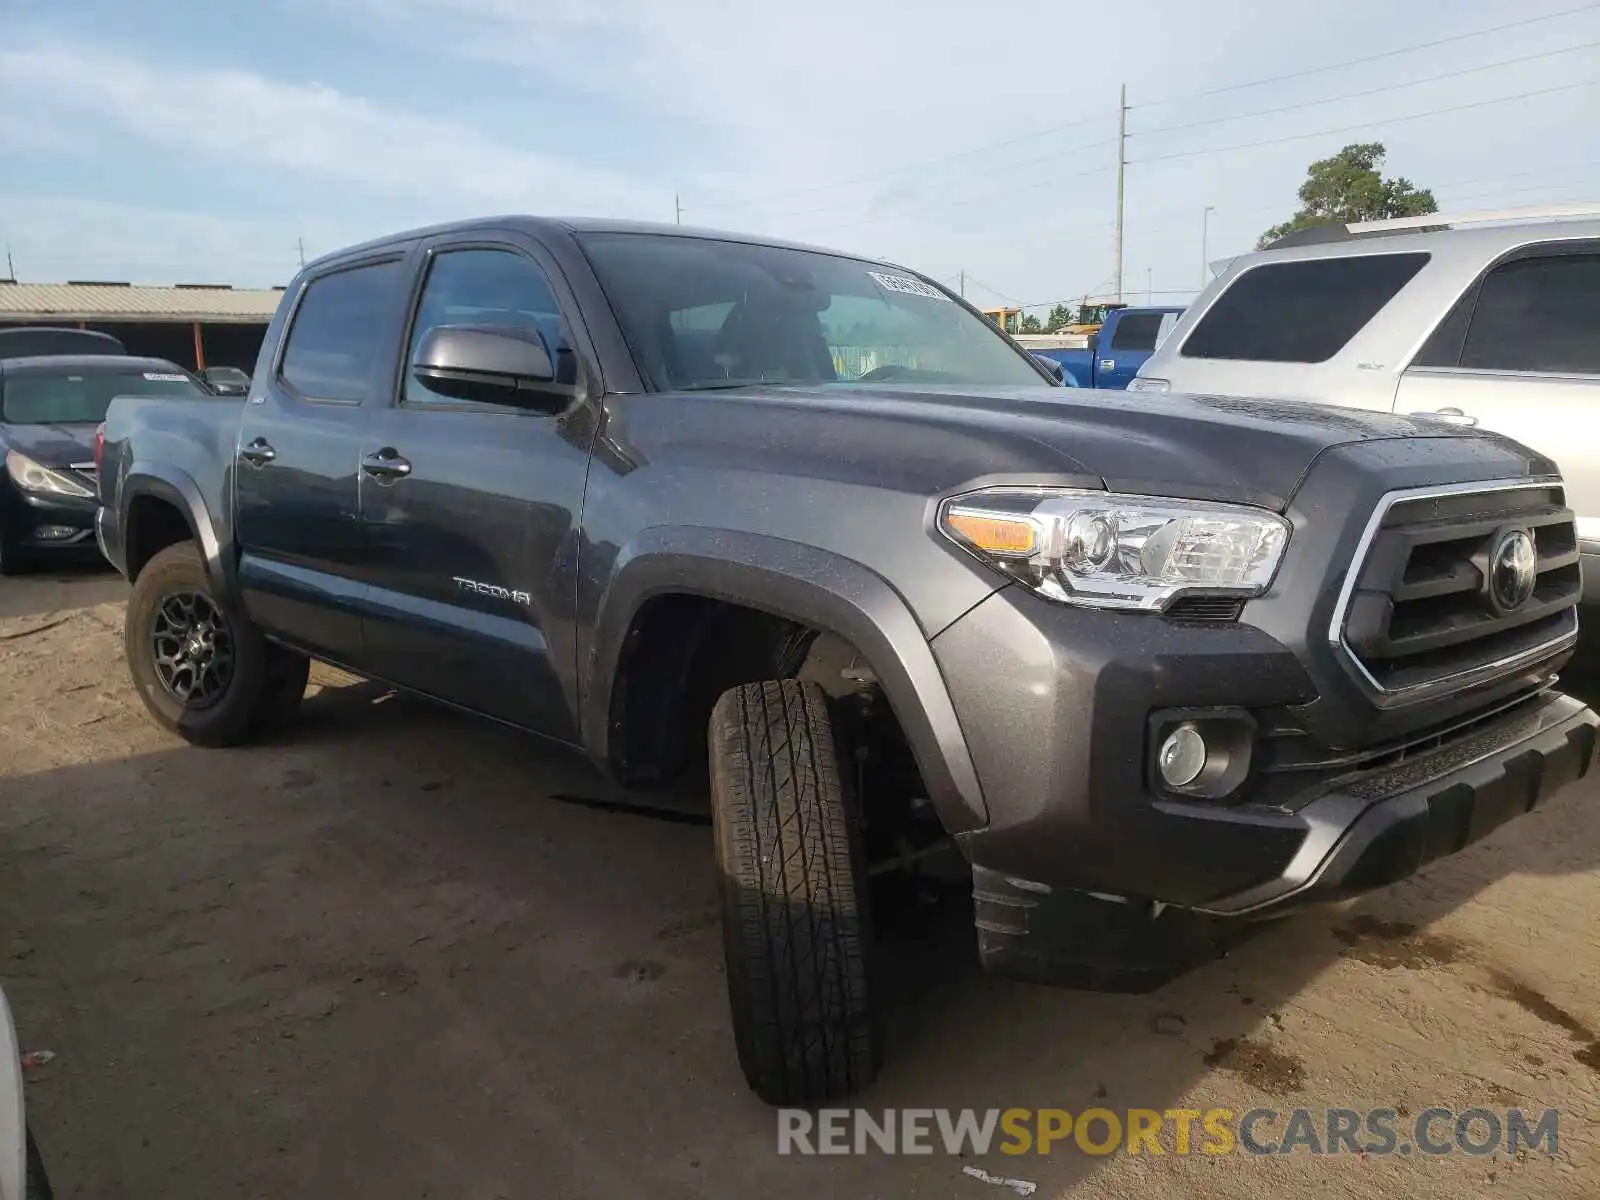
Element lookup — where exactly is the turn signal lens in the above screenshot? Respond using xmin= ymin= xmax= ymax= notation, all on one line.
xmin=944 ymin=511 xmax=1037 ymax=556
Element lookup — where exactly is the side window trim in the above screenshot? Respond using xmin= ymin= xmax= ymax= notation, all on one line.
xmin=274 ymin=252 xmax=407 ymax=407
xmin=1407 ymin=237 xmax=1600 ymax=373
xmin=394 ymin=239 xmax=577 ymax=414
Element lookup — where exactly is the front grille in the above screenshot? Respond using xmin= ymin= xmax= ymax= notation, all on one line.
xmin=1334 ymin=481 xmax=1580 ymax=700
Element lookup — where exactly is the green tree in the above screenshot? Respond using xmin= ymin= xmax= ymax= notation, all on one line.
xmin=1045 ymin=303 xmax=1074 ymax=333
xmin=1019 ymin=313 xmax=1043 ymax=334
xmin=1258 ymin=143 xmax=1436 ymax=248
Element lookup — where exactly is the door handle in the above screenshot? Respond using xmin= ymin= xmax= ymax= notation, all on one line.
xmin=361 ymin=449 xmax=413 ymax=483
xmin=1410 ymin=406 xmax=1479 ymax=426
xmin=239 ymin=438 xmax=277 ymax=466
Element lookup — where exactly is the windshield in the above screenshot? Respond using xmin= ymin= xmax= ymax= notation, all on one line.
xmin=1 ymin=368 xmax=205 ymax=424
xmin=579 ymin=233 xmax=1049 ymax=391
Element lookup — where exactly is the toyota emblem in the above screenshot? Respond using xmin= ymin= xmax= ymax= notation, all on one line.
xmin=1487 ymin=528 xmax=1537 ymax=613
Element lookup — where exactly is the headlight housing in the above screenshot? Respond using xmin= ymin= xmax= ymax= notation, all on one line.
xmin=4 ymin=450 xmax=93 ymax=498
xmin=939 ymin=487 xmax=1290 ymax=612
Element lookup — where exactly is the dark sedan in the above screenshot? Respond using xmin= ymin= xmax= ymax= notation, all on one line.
xmin=198 ymin=365 xmax=252 ymax=396
xmin=0 ymin=355 xmax=207 ymax=573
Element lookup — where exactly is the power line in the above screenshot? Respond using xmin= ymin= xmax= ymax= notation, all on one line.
xmin=759 ymin=135 xmax=1118 ymax=221
xmin=1131 ymin=41 xmax=1600 ymax=139
xmin=959 ymin=274 xmax=1024 ymax=305
xmin=689 ymin=4 xmax=1597 ymax=222
xmin=1432 ymin=161 xmax=1599 ymax=191
xmin=1433 ymin=164 xmax=1600 ymax=190
xmin=1129 ymin=79 xmax=1598 ymax=166
xmin=795 ymin=161 xmax=1117 ymax=234
xmin=1132 ymin=2 xmax=1600 ymax=109
xmin=691 ymin=112 xmax=1119 ymax=213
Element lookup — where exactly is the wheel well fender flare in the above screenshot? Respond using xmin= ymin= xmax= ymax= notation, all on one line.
xmin=121 ymin=463 xmax=237 ymax=606
xmin=584 ymin=526 xmax=988 ymax=833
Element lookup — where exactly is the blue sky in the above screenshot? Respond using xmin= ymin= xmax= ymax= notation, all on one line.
xmin=2 ymin=0 xmax=1597 ymax=312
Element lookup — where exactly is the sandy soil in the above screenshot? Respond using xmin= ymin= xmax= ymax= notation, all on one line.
xmin=2 ymin=566 xmax=1598 ymax=1199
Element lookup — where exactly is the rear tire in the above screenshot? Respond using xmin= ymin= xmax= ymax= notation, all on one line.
xmin=125 ymin=542 xmax=297 ymax=746
xmin=710 ymin=678 xmax=880 ymax=1106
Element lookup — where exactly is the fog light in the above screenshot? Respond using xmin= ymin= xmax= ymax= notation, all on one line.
xmin=1158 ymin=723 xmax=1208 ymax=787
xmin=34 ymin=525 xmax=77 ymax=541
xmin=1149 ymin=709 xmax=1256 ymax=800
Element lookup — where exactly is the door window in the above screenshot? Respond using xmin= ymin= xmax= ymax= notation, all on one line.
xmin=1109 ymin=312 xmax=1165 ymax=352
xmin=278 ymin=259 xmax=404 ymax=403
xmin=1180 ymin=253 xmax=1429 ymax=363
xmin=1459 ymin=254 xmax=1600 ymax=375
xmin=404 ymin=249 xmax=576 ymax=407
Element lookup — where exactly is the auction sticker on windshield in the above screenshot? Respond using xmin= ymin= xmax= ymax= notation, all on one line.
xmin=867 ymin=271 xmax=948 ymax=302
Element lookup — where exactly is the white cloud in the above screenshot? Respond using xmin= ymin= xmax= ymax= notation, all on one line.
xmin=0 ymin=41 xmax=660 ymax=215
xmin=318 ymin=0 xmax=1600 ymax=303
xmin=0 ymin=194 xmax=343 ymax=286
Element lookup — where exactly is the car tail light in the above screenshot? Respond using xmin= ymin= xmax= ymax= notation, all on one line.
xmin=93 ymin=423 xmax=105 ymax=477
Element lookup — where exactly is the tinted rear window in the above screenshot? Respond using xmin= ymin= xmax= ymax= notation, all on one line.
xmin=1181 ymin=252 xmax=1429 ymax=363
xmin=1109 ymin=312 xmax=1165 ymax=352
xmin=1 ymin=369 xmax=204 ymax=424
xmin=279 ymin=259 xmax=403 ymax=402
xmin=1459 ymin=253 xmax=1600 ymax=375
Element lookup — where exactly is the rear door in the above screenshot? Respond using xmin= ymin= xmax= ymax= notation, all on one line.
xmin=1097 ymin=311 xmax=1166 ymax=389
xmin=356 ymin=234 xmax=595 ymax=740
xmin=233 ymin=254 xmax=411 ymax=664
xmin=1396 ymin=244 xmax=1600 ymax=535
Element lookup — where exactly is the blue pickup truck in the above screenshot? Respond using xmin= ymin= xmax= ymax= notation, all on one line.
xmin=1024 ymin=306 xmax=1184 ymax=389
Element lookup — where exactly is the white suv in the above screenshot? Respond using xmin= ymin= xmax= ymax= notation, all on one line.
xmin=1134 ymin=204 xmax=1600 ymax=601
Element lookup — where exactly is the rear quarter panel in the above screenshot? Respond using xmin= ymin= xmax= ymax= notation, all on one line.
xmin=100 ymin=393 xmax=246 ymax=587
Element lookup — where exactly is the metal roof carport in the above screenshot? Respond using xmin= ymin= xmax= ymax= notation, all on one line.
xmin=0 ymin=281 xmax=285 ymax=371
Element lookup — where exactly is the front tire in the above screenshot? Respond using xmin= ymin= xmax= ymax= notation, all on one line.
xmin=125 ymin=542 xmax=301 ymax=746
xmin=710 ymin=679 xmax=880 ymax=1106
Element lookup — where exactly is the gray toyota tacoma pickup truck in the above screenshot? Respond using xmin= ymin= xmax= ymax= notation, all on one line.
xmin=96 ymin=217 xmax=1597 ymax=1106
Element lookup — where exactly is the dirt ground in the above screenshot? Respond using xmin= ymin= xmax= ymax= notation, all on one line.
xmin=3 ymin=565 xmax=1599 ymax=1199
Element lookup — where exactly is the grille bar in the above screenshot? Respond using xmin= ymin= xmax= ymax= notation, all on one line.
xmin=1329 ymin=479 xmax=1581 ymax=706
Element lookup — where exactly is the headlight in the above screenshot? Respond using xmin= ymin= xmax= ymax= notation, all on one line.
xmin=1127 ymin=377 xmax=1170 ymax=394
xmin=939 ymin=487 xmax=1289 ymax=612
xmin=4 ymin=450 xmax=93 ymax=498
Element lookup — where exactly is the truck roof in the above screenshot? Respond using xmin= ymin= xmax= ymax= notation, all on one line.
xmin=303 ymin=215 xmax=907 ymax=275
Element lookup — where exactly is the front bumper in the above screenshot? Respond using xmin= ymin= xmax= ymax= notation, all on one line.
xmin=5 ymin=487 xmax=98 ymax=554
xmin=932 ymin=584 xmax=1596 ymax=979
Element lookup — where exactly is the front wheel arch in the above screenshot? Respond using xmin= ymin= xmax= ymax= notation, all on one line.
xmin=585 ymin=531 xmax=989 ymax=834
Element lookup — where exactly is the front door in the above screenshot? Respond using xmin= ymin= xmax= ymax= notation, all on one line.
xmin=234 ymin=255 xmax=411 ymax=664
xmin=357 ymin=238 xmax=596 ymax=740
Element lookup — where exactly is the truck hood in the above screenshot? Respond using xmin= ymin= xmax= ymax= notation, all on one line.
xmin=703 ymin=384 xmax=1537 ymax=512
xmin=0 ymin=422 xmax=97 ymax=468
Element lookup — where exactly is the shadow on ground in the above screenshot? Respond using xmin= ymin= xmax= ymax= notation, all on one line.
xmin=4 ymin=660 xmax=1599 ymax=1198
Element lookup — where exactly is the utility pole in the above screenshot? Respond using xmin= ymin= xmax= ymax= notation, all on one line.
xmin=1112 ymin=82 xmax=1127 ymax=304
xmin=958 ymin=269 xmax=965 ymax=298
xmin=297 ymin=237 xmax=306 ymax=268
xmin=1201 ymin=205 xmax=1215 ymax=289
xmin=4 ymin=242 xmax=14 ymax=281
xmin=675 ymin=194 xmax=683 ymax=225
